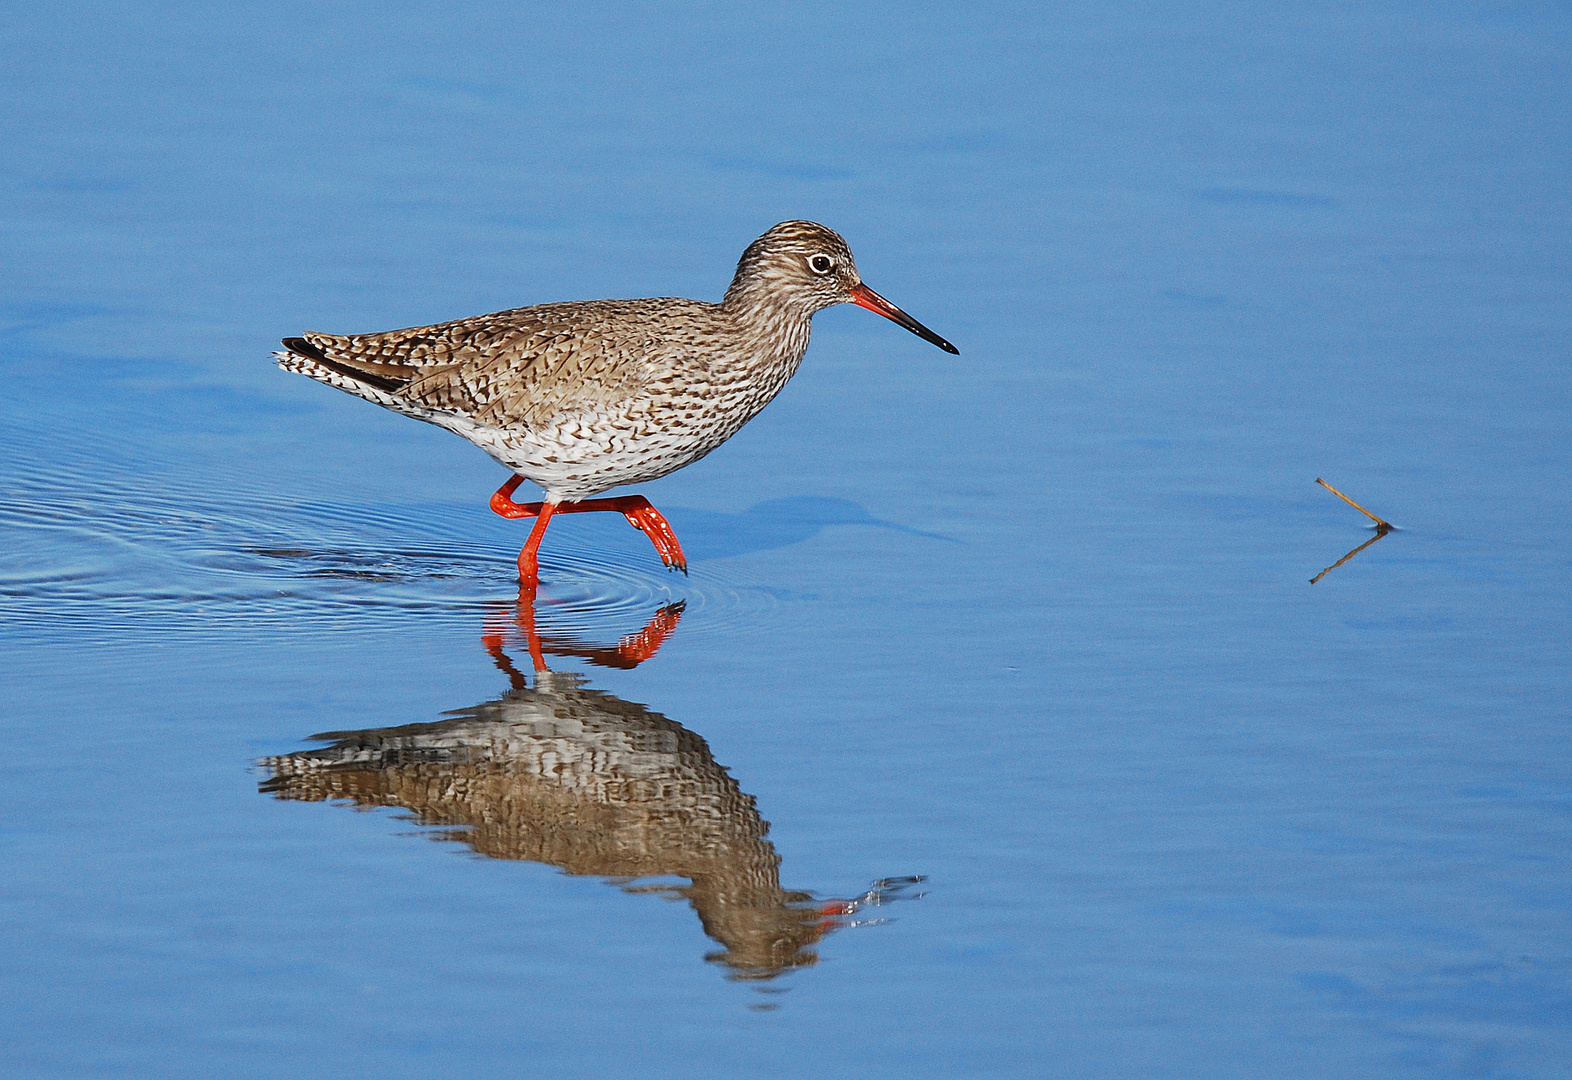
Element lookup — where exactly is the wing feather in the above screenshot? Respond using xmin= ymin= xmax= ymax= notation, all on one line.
xmin=287 ymin=298 xmax=722 ymax=428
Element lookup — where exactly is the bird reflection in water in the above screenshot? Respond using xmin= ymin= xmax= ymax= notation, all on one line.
xmin=259 ymin=596 xmax=922 ymax=982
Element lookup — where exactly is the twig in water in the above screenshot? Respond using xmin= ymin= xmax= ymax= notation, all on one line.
xmin=1314 ymin=478 xmax=1392 ymax=529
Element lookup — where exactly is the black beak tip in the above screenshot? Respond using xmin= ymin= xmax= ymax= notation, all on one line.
xmin=940 ymin=340 xmax=960 ymax=355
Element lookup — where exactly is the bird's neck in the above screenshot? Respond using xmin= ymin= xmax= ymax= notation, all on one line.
xmin=721 ymin=283 xmax=817 ymax=371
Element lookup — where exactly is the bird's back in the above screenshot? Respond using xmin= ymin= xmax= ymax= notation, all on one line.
xmin=284 ymin=296 xmax=735 ymax=430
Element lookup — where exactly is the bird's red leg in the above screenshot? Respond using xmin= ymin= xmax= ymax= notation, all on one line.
xmin=490 ymin=476 xmax=554 ymax=594
xmin=515 ymin=502 xmax=558 ymax=596
xmin=491 ymin=478 xmax=686 ymax=576
xmin=490 ymin=476 xmax=544 ymax=520
xmin=549 ymin=496 xmax=688 ymax=574
xmin=618 ymin=498 xmax=688 ymax=574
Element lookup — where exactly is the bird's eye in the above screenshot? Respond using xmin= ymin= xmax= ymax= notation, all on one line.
xmin=808 ymin=254 xmax=835 ymax=275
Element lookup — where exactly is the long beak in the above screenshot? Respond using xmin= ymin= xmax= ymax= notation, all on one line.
xmin=850 ymin=284 xmax=960 ymax=355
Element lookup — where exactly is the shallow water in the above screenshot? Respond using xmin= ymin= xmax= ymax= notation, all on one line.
xmin=3 ymin=3 xmax=1570 ymax=1077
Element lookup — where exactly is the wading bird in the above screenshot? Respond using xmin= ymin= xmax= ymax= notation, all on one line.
xmin=277 ymin=221 xmax=957 ymax=593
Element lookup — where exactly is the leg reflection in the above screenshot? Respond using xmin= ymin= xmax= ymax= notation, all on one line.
xmin=482 ymin=595 xmax=686 ymax=674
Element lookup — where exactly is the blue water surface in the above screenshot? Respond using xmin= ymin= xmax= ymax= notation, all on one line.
xmin=2 ymin=2 xmax=1570 ymax=1077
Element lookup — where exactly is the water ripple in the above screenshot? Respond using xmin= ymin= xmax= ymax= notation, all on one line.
xmin=0 ymin=470 xmax=784 ymax=647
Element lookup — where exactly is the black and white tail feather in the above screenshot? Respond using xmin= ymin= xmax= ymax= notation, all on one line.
xmin=274 ymin=338 xmax=412 ymax=413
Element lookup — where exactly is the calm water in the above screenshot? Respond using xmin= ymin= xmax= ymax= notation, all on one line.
xmin=3 ymin=3 xmax=1570 ymax=1077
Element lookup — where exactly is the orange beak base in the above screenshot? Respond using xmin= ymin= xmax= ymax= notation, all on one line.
xmin=850 ymin=284 xmax=959 ymax=354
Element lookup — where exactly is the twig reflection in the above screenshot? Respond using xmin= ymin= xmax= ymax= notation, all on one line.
xmin=1310 ymin=523 xmax=1392 ymax=584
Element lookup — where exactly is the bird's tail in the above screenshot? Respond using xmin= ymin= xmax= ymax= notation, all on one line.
xmin=274 ymin=339 xmax=407 ymax=409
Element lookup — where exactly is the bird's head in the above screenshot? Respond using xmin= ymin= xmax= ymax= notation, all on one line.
xmin=724 ymin=220 xmax=958 ymax=354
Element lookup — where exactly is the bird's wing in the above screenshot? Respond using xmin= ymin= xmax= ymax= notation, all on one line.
xmin=290 ymin=305 xmax=552 ymax=391
xmin=290 ymin=298 xmax=713 ymax=428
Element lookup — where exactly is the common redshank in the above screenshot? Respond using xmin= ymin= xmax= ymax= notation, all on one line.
xmin=276 ymin=220 xmax=957 ymax=592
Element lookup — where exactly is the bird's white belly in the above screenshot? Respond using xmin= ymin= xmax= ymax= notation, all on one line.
xmin=435 ymin=405 xmax=742 ymax=502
